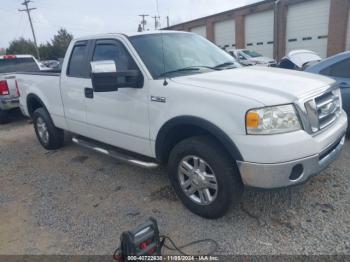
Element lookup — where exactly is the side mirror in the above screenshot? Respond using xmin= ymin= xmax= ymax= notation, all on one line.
xmin=91 ymin=60 xmax=143 ymax=92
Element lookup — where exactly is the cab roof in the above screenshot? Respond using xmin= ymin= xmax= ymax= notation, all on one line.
xmin=73 ymin=30 xmax=192 ymax=41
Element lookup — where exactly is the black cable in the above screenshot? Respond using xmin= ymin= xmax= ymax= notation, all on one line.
xmin=160 ymin=235 xmax=218 ymax=256
xmin=113 ymin=247 xmax=121 ymax=261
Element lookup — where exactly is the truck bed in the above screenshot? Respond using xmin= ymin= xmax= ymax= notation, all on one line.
xmin=16 ymin=72 xmax=65 ymax=126
xmin=16 ymin=70 xmax=61 ymax=76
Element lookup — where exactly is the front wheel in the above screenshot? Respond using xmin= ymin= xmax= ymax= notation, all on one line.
xmin=33 ymin=107 xmax=64 ymax=150
xmin=168 ymin=136 xmax=243 ymax=219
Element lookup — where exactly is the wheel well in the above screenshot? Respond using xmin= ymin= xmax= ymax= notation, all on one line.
xmin=157 ymin=124 xmax=210 ymax=163
xmin=155 ymin=117 xmax=243 ymax=164
xmin=27 ymin=95 xmax=44 ymax=117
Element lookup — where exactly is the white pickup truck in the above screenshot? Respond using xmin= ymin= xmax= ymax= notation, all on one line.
xmin=18 ymin=31 xmax=347 ymax=218
xmin=0 ymin=54 xmax=42 ymax=123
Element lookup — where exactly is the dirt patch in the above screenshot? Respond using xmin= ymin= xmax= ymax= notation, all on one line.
xmin=70 ymin=155 xmax=89 ymax=164
xmin=150 ymin=185 xmax=178 ymax=202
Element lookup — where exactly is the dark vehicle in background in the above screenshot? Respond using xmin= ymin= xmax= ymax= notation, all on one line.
xmin=0 ymin=54 xmax=41 ymax=123
xmin=305 ymin=51 xmax=350 ymax=132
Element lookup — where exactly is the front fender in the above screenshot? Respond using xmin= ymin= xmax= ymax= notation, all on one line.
xmin=155 ymin=115 xmax=243 ymax=163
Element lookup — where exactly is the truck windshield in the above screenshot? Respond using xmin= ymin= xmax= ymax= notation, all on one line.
xmin=129 ymin=33 xmax=239 ymax=79
xmin=0 ymin=57 xmax=39 ymax=73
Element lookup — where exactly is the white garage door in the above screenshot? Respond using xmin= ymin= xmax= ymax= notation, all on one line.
xmin=245 ymin=10 xmax=274 ymax=58
xmin=286 ymin=0 xmax=331 ymax=58
xmin=346 ymin=8 xmax=350 ymax=50
xmin=214 ymin=19 xmax=235 ymax=49
xmin=190 ymin=25 xmax=207 ymax=38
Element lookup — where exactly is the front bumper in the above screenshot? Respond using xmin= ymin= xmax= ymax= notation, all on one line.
xmin=0 ymin=97 xmax=19 ymax=110
xmin=237 ymin=135 xmax=345 ymax=189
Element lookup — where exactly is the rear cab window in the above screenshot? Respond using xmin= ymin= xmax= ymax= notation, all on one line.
xmin=67 ymin=41 xmax=90 ymax=78
xmin=0 ymin=57 xmax=39 ymax=73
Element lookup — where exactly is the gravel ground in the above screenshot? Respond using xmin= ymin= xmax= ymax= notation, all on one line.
xmin=0 ymin=111 xmax=349 ymax=256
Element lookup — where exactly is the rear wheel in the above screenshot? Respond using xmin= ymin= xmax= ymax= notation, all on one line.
xmin=0 ymin=109 xmax=10 ymax=124
xmin=33 ymin=107 xmax=64 ymax=150
xmin=168 ymin=136 xmax=243 ymax=219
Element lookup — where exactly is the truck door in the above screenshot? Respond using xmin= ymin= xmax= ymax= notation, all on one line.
xmin=60 ymin=41 xmax=92 ymax=137
xmin=84 ymin=38 xmax=152 ymax=157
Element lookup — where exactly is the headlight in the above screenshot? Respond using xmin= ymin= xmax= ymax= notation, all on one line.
xmin=246 ymin=104 xmax=301 ymax=135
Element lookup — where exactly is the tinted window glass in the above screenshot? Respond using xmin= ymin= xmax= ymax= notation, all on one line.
xmin=92 ymin=42 xmax=137 ymax=71
xmin=322 ymin=58 xmax=350 ymax=78
xmin=0 ymin=58 xmax=39 ymax=73
xmin=67 ymin=44 xmax=88 ymax=77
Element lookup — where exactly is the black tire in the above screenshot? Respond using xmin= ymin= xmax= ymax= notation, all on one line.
xmin=168 ymin=136 xmax=243 ymax=219
xmin=33 ymin=107 xmax=64 ymax=150
xmin=0 ymin=109 xmax=10 ymax=124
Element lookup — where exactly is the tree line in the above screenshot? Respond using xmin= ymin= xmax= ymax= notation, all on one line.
xmin=6 ymin=28 xmax=73 ymax=60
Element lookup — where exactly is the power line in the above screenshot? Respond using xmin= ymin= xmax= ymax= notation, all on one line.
xmin=155 ymin=0 xmax=160 ymax=16
xmin=155 ymin=0 xmax=161 ymax=28
xmin=18 ymin=0 xmax=40 ymax=59
xmin=13 ymin=12 xmax=24 ymax=40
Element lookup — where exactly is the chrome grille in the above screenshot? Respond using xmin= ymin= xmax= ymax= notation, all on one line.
xmin=305 ymin=88 xmax=342 ymax=133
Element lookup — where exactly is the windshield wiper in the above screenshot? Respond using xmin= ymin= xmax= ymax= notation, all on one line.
xmin=158 ymin=66 xmax=216 ymax=78
xmin=214 ymin=62 xmax=236 ymax=69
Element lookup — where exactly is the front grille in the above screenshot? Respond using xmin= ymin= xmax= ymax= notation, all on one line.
xmin=305 ymin=88 xmax=342 ymax=133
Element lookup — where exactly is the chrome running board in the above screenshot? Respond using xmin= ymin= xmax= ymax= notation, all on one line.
xmin=72 ymin=136 xmax=159 ymax=169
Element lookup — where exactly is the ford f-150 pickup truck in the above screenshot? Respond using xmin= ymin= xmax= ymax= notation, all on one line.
xmin=0 ymin=54 xmax=42 ymax=123
xmin=17 ymin=31 xmax=348 ymax=218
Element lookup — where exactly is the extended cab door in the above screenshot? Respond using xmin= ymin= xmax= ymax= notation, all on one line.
xmin=60 ymin=41 xmax=92 ymax=137
xmin=84 ymin=38 xmax=152 ymax=156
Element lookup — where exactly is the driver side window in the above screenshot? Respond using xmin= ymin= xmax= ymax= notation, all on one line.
xmin=92 ymin=40 xmax=138 ymax=71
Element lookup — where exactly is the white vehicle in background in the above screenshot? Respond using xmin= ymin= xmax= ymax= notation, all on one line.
xmin=279 ymin=50 xmax=322 ymax=71
xmin=227 ymin=48 xmax=277 ymax=67
xmin=0 ymin=54 xmax=41 ymax=123
xmin=41 ymin=60 xmax=61 ymax=70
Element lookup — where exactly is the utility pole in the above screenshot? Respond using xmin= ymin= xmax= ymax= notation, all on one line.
xmin=138 ymin=14 xmax=149 ymax=31
xmin=152 ymin=15 xmax=160 ymax=30
xmin=166 ymin=16 xmax=170 ymax=28
xmin=19 ymin=0 xmax=40 ymax=60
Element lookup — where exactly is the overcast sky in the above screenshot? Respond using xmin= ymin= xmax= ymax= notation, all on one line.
xmin=0 ymin=0 xmax=263 ymax=48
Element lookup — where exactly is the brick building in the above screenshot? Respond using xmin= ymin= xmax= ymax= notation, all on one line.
xmin=166 ymin=0 xmax=350 ymax=59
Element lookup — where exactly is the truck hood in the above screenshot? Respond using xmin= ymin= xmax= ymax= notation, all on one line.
xmin=172 ymin=66 xmax=335 ymax=106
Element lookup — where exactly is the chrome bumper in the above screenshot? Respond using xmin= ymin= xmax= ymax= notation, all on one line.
xmin=0 ymin=97 xmax=19 ymax=110
xmin=237 ymin=135 xmax=346 ymax=189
